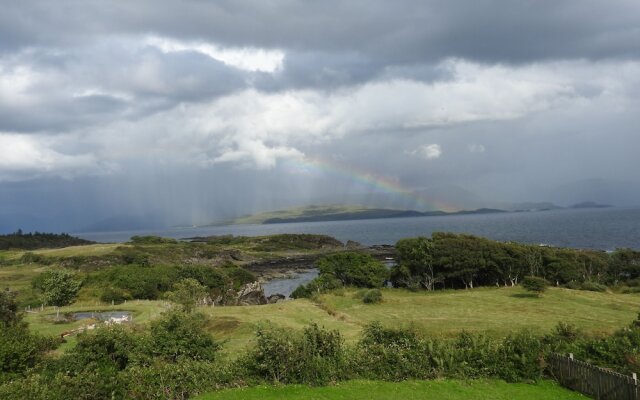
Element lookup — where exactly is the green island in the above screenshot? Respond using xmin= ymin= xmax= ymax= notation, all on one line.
xmin=204 ymin=204 xmax=509 ymax=226
xmin=2 ymin=230 xmax=640 ymax=399
xmin=200 ymin=202 xmax=609 ymax=226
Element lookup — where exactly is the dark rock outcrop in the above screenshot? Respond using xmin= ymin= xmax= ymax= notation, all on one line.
xmin=267 ymin=293 xmax=287 ymax=304
xmin=213 ymin=281 xmax=268 ymax=306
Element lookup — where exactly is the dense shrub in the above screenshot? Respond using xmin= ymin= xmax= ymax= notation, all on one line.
xmin=496 ymin=330 xmax=544 ymax=382
xmin=521 ymin=276 xmax=548 ymax=295
xmin=92 ymin=264 xmax=255 ymax=301
xmin=0 ymin=289 xmax=58 ymax=384
xmin=148 ymin=311 xmax=221 ymax=362
xmin=362 ymin=289 xmax=383 ymax=304
xmin=220 ymin=265 xmax=257 ymax=290
xmin=124 ymin=360 xmax=236 ymax=400
xmin=580 ymin=281 xmax=608 ymax=292
xmin=8 ymin=314 xmax=640 ymax=398
xmin=252 ymin=234 xmax=343 ymax=251
xmin=291 ymin=274 xmax=343 ymax=299
xmin=352 ymin=322 xmax=438 ymax=380
xmin=130 ymin=236 xmax=179 ymax=245
xmin=292 ymin=253 xmax=388 ymax=298
xmin=100 ymin=287 xmax=132 ymax=304
xmin=119 ymin=247 xmax=152 ymax=266
xmin=19 ymin=252 xmax=52 ymax=265
xmin=351 ymin=322 xmax=546 ymax=383
xmin=166 ymin=278 xmax=208 ymax=311
xmin=244 ymin=323 xmax=345 ymax=385
xmin=317 ymin=252 xmax=389 ymax=288
xmin=100 ymin=265 xmax=176 ymax=300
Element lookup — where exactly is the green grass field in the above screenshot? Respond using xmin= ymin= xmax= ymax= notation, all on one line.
xmin=23 ymin=286 xmax=639 ymax=355
xmin=197 ymin=287 xmax=640 ymax=353
xmin=195 ymin=380 xmax=586 ymax=400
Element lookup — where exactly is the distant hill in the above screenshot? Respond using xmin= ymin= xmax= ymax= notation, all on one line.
xmin=206 ymin=205 xmax=510 ymax=226
xmin=503 ymin=202 xmax=563 ymax=212
xmin=570 ymin=201 xmax=612 ymax=209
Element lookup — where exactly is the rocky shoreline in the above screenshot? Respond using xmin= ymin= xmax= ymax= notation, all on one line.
xmin=244 ymin=244 xmax=396 ymax=280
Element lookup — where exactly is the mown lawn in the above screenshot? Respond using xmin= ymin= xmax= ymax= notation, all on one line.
xmin=195 ymin=379 xmax=586 ymax=400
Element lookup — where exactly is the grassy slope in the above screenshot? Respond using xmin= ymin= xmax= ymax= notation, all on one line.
xmin=201 ymin=287 xmax=640 ymax=353
xmin=26 ymin=287 xmax=638 ymax=355
xmin=0 ymin=244 xmax=125 ymax=305
xmin=196 ymin=379 xmax=586 ymax=400
xmin=20 ymin=287 xmax=640 ymax=355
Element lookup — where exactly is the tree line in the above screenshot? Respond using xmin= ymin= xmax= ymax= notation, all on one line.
xmin=391 ymin=233 xmax=640 ymax=291
xmin=0 ymin=230 xmax=94 ymax=250
xmin=292 ymin=233 xmax=640 ymax=297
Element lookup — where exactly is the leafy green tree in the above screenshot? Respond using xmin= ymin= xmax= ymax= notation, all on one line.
xmin=431 ymin=233 xmax=484 ymax=289
xmin=394 ymin=237 xmax=438 ymax=290
xmin=34 ymin=269 xmax=82 ymax=306
xmin=609 ymin=248 xmax=640 ymax=284
xmin=166 ymin=278 xmax=207 ymax=312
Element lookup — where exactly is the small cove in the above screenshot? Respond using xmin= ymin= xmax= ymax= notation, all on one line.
xmin=262 ymin=269 xmax=319 ymax=298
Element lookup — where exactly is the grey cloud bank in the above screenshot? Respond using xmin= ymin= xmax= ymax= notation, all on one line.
xmin=1 ymin=1 xmax=639 ymax=232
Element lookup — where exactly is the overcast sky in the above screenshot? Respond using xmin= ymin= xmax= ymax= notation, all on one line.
xmin=1 ymin=0 xmax=640 ymax=232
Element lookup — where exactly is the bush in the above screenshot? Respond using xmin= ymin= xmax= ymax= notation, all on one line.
xmin=100 ymin=287 xmax=132 ymax=304
xmin=1 ymin=289 xmax=58 ymax=383
xmin=362 ymin=289 xmax=383 ymax=304
xmin=291 ymin=275 xmax=343 ymax=299
xmin=129 ymin=236 xmax=178 ymax=245
xmin=149 ymin=310 xmax=221 ymax=362
xmin=124 ymin=360 xmax=236 ymax=399
xmin=0 ymin=320 xmax=58 ymax=384
xmin=220 ymin=265 xmax=256 ymax=290
xmin=580 ymin=281 xmax=608 ymax=292
xmin=353 ymin=322 xmax=437 ymax=380
xmin=165 ymin=278 xmax=207 ymax=312
xmin=97 ymin=265 xmax=177 ymax=300
xmin=564 ymin=280 xmax=582 ymax=290
xmin=118 ymin=247 xmax=151 ymax=266
xmin=521 ymin=276 xmax=548 ymax=295
xmin=19 ymin=252 xmax=51 ymax=265
xmin=496 ymin=330 xmax=544 ymax=382
xmin=317 ymin=253 xmax=389 ymax=288
xmin=244 ymin=323 xmax=345 ymax=385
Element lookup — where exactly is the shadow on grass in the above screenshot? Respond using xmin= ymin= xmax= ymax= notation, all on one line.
xmin=511 ymin=293 xmax=542 ymax=299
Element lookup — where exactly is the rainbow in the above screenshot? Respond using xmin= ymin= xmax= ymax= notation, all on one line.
xmin=283 ymin=155 xmax=460 ymax=212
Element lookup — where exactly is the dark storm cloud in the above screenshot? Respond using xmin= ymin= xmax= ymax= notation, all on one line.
xmin=1 ymin=0 xmax=639 ymax=64
xmin=0 ymin=43 xmax=246 ymax=133
xmin=256 ymin=51 xmax=383 ymax=91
